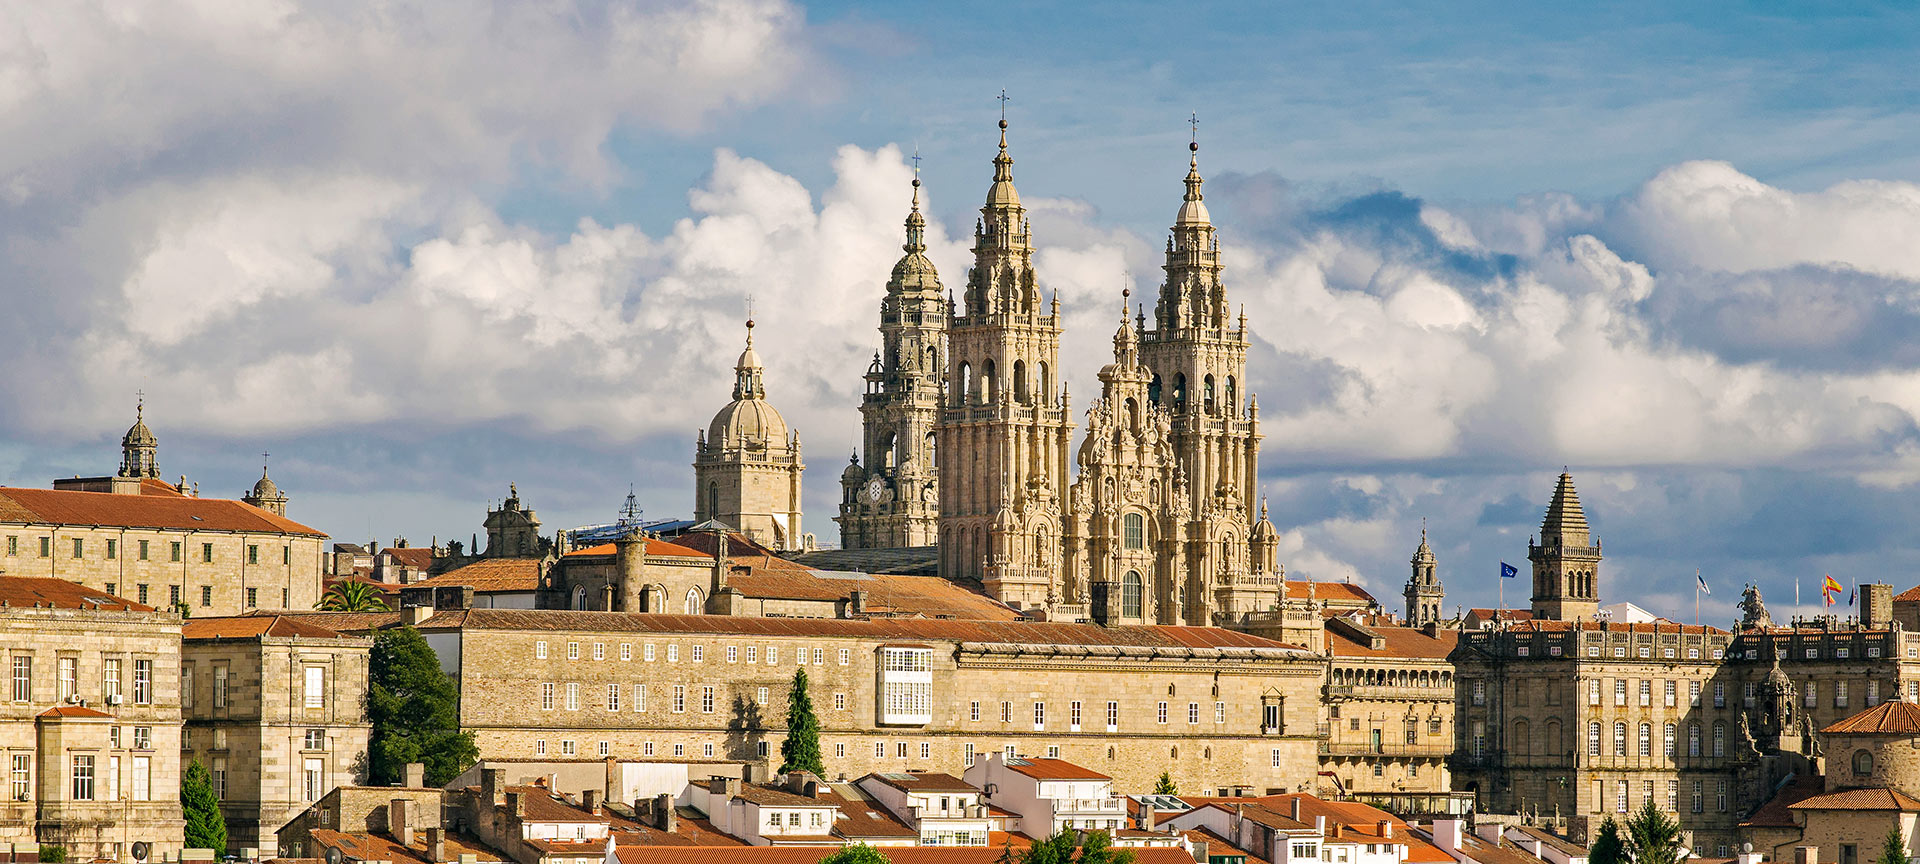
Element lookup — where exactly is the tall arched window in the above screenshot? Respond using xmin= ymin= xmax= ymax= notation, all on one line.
xmin=1587 ymin=722 xmax=1601 ymax=756
xmin=1664 ymin=723 xmax=1676 ymax=757
xmin=1225 ymin=376 xmax=1237 ymax=414
xmin=1639 ymin=723 xmax=1652 ymax=757
xmin=981 ymin=360 xmax=997 ymax=404
xmin=1512 ymin=719 xmax=1530 ymax=756
xmin=706 ymin=482 xmax=720 ymax=520
xmin=684 ymin=587 xmax=704 ymax=615
xmin=1123 ymin=514 xmax=1145 ymax=550
xmin=1204 ymin=374 xmax=1216 ymax=414
xmin=572 ymin=586 xmax=587 ymax=610
xmin=1013 ymin=359 xmax=1028 ymax=403
xmin=926 ymin=432 xmax=937 ymax=469
xmin=957 ymin=362 xmax=972 ymax=405
xmin=1854 ymin=749 xmax=1875 ymax=776
xmin=1173 ymin=374 xmax=1188 ymax=412
xmin=1122 ymin=571 xmax=1143 ymax=619
xmin=1038 ymin=362 xmax=1050 ymax=402
xmin=1688 ymin=724 xmax=1701 ymax=757
xmin=1148 ymin=375 xmax=1163 ymax=405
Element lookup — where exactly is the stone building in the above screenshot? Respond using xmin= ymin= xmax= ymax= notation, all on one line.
xmin=695 ymin=323 xmax=807 ymax=552
xmin=0 ymin=408 xmax=328 ymax=616
xmin=836 ymin=173 xmax=946 ymax=551
xmin=181 ymin=615 xmax=372 ymax=850
xmin=410 ymin=608 xmax=1325 ymax=796
xmin=1320 ymin=617 xmax=1459 ymax=811
xmin=0 ymin=575 xmax=185 ymax=861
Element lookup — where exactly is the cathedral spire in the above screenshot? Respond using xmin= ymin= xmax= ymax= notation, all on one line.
xmin=1540 ymin=471 xmax=1591 ymax=544
xmin=1175 ymin=130 xmax=1210 ymax=227
xmin=985 ymin=115 xmax=1020 ymax=209
xmin=119 ymin=395 xmax=159 ymax=480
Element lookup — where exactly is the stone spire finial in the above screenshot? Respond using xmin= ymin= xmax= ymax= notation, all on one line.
xmin=733 ymin=318 xmax=765 ymax=401
xmin=1175 ymin=126 xmax=1211 ymax=227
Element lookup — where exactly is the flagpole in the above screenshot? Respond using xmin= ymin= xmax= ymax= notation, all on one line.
xmin=1695 ymin=569 xmax=1700 ymax=628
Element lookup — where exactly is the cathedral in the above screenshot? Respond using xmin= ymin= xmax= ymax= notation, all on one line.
xmin=837 ymin=120 xmax=1282 ymax=626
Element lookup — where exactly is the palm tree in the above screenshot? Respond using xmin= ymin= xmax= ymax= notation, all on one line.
xmin=318 ymin=580 xmax=392 ymax=612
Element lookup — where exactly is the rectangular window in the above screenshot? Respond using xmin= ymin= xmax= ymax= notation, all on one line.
xmin=692 ymin=645 xmax=704 ymax=662
xmin=106 ymin=539 xmax=117 ymax=560
xmin=757 ymin=686 xmax=768 ymax=705
xmin=1669 ymin=780 xmax=1679 ymax=810
xmin=813 ymin=648 xmax=824 ymax=665
xmin=1107 ymin=701 xmax=1119 ymax=731
xmin=10 ymin=754 xmax=27 ymax=801
xmin=1473 ymin=680 xmax=1486 ymax=705
xmin=1869 ymin=680 xmax=1880 ymax=707
xmin=132 ymin=726 xmax=151 ymax=749
xmin=245 ymin=587 xmax=257 ymax=608
xmin=169 ymin=541 xmax=181 ymax=562
xmin=1215 ymin=701 xmax=1226 ymax=723
xmin=71 ymin=755 xmax=95 ymax=800
xmin=1615 ymin=679 xmax=1627 ymax=707
xmin=566 ymin=682 xmax=580 ymax=710
xmin=541 ymin=682 xmax=555 ymax=710
xmin=599 ymin=741 xmax=610 ymax=757
xmin=1033 ymin=702 xmax=1046 ymax=728
xmin=107 ymin=755 xmax=120 ymax=801
xmin=644 ymin=643 xmax=655 ymax=662
xmin=213 ymin=665 xmax=229 ymax=708
xmin=137 ymin=540 xmax=148 ymax=560
xmin=620 ymin=643 xmax=631 ymax=661
xmin=137 ymin=584 xmax=148 ymax=604
xmin=536 ymin=641 xmax=548 ymax=659
xmin=896 ymin=742 xmax=908 ymax=758
xmin=133 ymin=755 xmax=151 ymax=801
xmin=103 ymin=658 xmax=122 ymax=702
xmin=644 ymin=742 xmax=655 ymax=757
xmin=200 ymin=585 xmax=211 ymax=607
xmin=202 ymin=542 xmax=213 ymax=563
xmin=607 ymin=683 xmax=620 ymax=712
xmin=561 ymin=740 xmax=576 ymax=756
xmin=247 ymin=545 xmax=259 ymax=564
xmin=1157 ymin=701 xmax=1168 ymax=724
xmin=1616 ymin=780 xmax=1629 ymax=813
xmin=9 ymin=656 xmax=27 ymax=702
xmin=304 ymin=757 xmax=324 ymax=801
xmin=1807 ymin=682 xmax=1818 ymax=708
xmin=1717 ymin=781 xmax=1728 ymax=812
xmin=3 ymin=536 xmax=12 ymax=556
xmin=746 ymin=646 xmax=758 ymax=664
xmin=536 ymin=740 xmax=547 ymax=756
xmin=970 ymin=701 xmax=981 ymax=721
xmin=701 ymin=685 xmax=715 ymax=714
xmin=38 ymin=536 xmax=48 ymax=557
xmin=727 ymin=646 xmax=739 ymax=663
xmin=1070 ymin=701 xmax=1082 ymax=729
xmin=1692 ymin=780 xmax=1703 ymax=813
xmin=305 ymin=729 xmax=325 ymax=750
xmin=875 ymin=741 xmax=886 ymax=758
xmin=1272 ymin=748 xmax=1282 ymax=767
xmin=284 ymin=547 xmax=291 ymax=565
xmin=1001 ymin=701 xmax=1012 ymax=722
xmin=58 ymin=657 xmax=76 ymax=701
xmin=72 ymin=537 xmax=83 ymax=558
xmin=567 ymin=642 xmax=580 ymax=660
xmin=1713 ymin=681 xmax=1725 ymax=708
xmin=1690 ymin=680 xmax=1701 ymax=707
xmin=673 ymin=685 xmax=686 ymax=713
xmin=1588 ymin=679 xmax=1601 ymax=706
xmin=767 ymin=647 xmax=777 ymax=665
xmin=1837 ymin=681 xmax=1849 ymax=708
xmin=1639 ymin=680 xmax=1651 ymax=707
xmin=302 ymin=665 xmax=323 ymax=709
xmin=964 ymin=743 xmax=975 ymax=767
xmin=1188 ymin=702 xmax=1200 ymax=724
xmin=835 ymin=693 xmax=846 ymax=710
xmin=169 ymin=584 xmax=180 ymax=606
xmin=635 ymin=684 xmax=646 ymax=712
xmin=593 ymin=642 xmax=604 ymax=661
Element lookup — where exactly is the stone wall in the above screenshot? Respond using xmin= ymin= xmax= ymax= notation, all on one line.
xmin=0 ymin=524 xmax=325 ymax=615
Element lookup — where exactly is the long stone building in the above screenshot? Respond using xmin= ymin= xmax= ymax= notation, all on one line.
xmin=406 ymin=608 xmax=1326 ymax=797
xmin=0 ymin=406 xmax=327 ymax=616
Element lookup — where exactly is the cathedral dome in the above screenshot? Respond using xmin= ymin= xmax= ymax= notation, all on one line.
xmin=123 ymin=412 xmax=156 ymax=448
xmin=251 ymin=470 xmax=281 ymax=500
xmin=1175 ymin=144 xmax=1211 ymax=227
xmin=890 ymin=252 xmax=941 ymax=290
xmin=985 ymin=121 xmax=1020 ymax=209
xmin=708 ymin=396 xmax=788 ymax=448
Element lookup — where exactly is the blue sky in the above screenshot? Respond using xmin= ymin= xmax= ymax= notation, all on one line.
xmin=3 ymin=0 xmax=1919 ymax=622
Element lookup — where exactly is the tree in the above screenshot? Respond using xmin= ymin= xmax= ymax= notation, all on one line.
xmin=820 ymin=844 xmax=891 ymax=864
xmin=779 ymin=669 xmax=825 ymax=775
xmin=1076 ymin=830 xmax=1137 ymax=864
xmin=1879 ymin=827 xmax=1909 ymax=864
xmin=1588 ymin=816 xmax=1626 ymax=864
xmin=36 ymin=846 xmax=66 ymax=863
xmin=318 ymin=580 xmax=391 ymax=612
xmin=1623 ymin=800 xmax=1681 ymax=864
xmin=1019 ymin=830 xmax=1077 ymax=864
xmin=1153 ymin=771 xmax=1177 ymax=795
xmin=181 ymin=758 xmax=227 ymax=853
xmin=367 ymin=626 xmax=477 ymax=786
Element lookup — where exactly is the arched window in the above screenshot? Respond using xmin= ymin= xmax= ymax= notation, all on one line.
xmin=1122 ymin=571 xmax=1143 ymax=619
xmin=1204 ymin=374 xmax=1216 ymax=414
xmin=1123 ymin=514 xmax=1145 ymax=550
xmin=706 ymin=482 xmax=719 ymax=520
xmin=1544 ymin=719 xmax=1561 ymax=754
xmin=1639 ymin=723 xmax=1652 ymax=757
xmin=1854 ymin=749 xmax=1875 ymax=776
xmin=1664 ymin=723 xmax=1676 ymax=757
xmin=1712 ymin=722 xmax=1725 ymax=757
xmin=1587 ymin=722 xmax=1601 ymax=756
xmin=1613 ymin=722 xmax=1627 ymax=756
xmin=1512 ymin=719 xmax=1529 ymax=756
xmin=958 ymin=362 xmax=972 ymax=405
xmin=1173 ymin=373 xmax=1188 ymax=412
xmin=981 ymin=360 xmax=997 ymax=404
xmin=1013 ymin=359 xmax=1028 ymax=404
xmin=926 ymin=431 xmax=937 ymax=468
xmin=684 ymin=587 xmax=704 ymax=615
xmin=1688 ymin=724 xmax=1701 ymax=757
xmin=879 ymin=432 xmax=896 ymax=470
xmin=1038 ymin=362 xmax=1050 ymax=402
xmin=1225 ymin=376 xmax=1237 ymax=414
xmin=1148 ymin=375 xmax=1163 ymax=405
xmin=1124 ymin=397 xmax=1140 ymax=431
xmin=572 ymin=586 xmax=587 ymax=611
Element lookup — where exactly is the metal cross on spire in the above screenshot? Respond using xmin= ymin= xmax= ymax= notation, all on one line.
xmin=1190 ymin=111 xmax=1199 ymax=144
xmin=261 ymin=451 xmax=271 ymax=471
xmin=911 ymin=146 xmax=921 ymax=177
xmin=998 ymin=89 xmax=1010 ymax=120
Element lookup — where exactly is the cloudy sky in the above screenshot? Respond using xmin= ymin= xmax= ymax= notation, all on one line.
xmin=5 ymin=0 xmax=1920 ymax=623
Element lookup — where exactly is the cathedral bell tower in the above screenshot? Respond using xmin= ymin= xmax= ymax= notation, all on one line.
xmin=837 ymin=170 xmax=946 ymax=549
xmin=1404 ymin=524 xmax=1443 ymax=627
xmin=119 ymin=400 xmax=159 ymax=480
xmin=1528 ymin=472 xmax=1602 ymax=621
xmin=936 ymin=116 xmax=1074 ymax=609
xmin=1136 ymin=134 xmax=1271 ymax=624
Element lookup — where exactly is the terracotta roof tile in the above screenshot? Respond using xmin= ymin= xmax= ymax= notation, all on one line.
xmin=1326 ymin=624 xmax=1458 ymax=659
xmin=413 ymin=559 xmax=544 ymax=593
xmin=1180 ymin=828 xmax=1268 ymax=864
xmin=1790 ymin=787 xmax=1920 ymax=811
xmin=1896 ymin=584 xmax=1920 ymax=603
xmin=39 ymin=705 xmax=114 ymax=718
xmin=184 ymin=615 xmax=356 ymax=641
xmin=1003 ymin=758 xmax=1109 ymax=781
xmin=265 ymin=610 xmax=409 ymax=633
xmin=1742 ymin=775 xmax=1824 ymax=827
xmin=1823 ymin=701 xmax=1920 ymax=734
xmin=727 ymin=571 xmax=1020 ymax=621
xmin=383 ymin=548 xmax=435 ymax=569
xmin=309 ymin=829 xmax=510 ymax=864
xmin=858 ymin=771 xmax=977 ymax=793
xmin=437 ymin=609 xmax=1309 ymax=653
xmin=566 ymin=539 xmax=708 ymax=559
xmin=614 ymin=847 xmax=1194 ymax=864
xmin=732 ymin=784 xmax=836 ymax=808
xmin=505 ymin=786 xmax=612 ymax=822
xmin=1467 ymin=608 xmax=1533 ymax=621
xmin=0 ymin=486 xmax=325 ymax=536
xmin=1283 ymin=581 xmax=1379 ymax=606
xmin=0 ymin=575 xmax=156 ymax=611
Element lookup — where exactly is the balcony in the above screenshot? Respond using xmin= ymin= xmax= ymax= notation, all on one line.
xmin=1318 ymin=742 xmax=1455 ymax=758
xmin=1050 ymin=798 xmax=1124 ymax=816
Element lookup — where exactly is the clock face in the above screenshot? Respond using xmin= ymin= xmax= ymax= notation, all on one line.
xmin=863 ymin=477 xmax=888 ymax=504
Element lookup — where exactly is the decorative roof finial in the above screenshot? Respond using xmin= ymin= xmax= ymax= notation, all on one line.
xmin=1189 ymin=111 xmax=1199 ymax=168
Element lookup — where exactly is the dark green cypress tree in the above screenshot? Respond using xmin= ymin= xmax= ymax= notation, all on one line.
xmin=1878 ymin=828 xmax=1908 ymax=864
xmin=1589 ymin=816 xmax=1626 ymax=864
xmin=368 ymin=625 xmax=477 ymax=786
xmin=181 ymin=758 xmax=227 ymax=853
xmin=779 ymin=668 xmax=825 ymax=775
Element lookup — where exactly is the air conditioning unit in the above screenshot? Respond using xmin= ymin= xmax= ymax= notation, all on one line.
xmin=65 ymin=694 xmax=81 ymax=704
xmin=106 ymin=695 xmax=123 ymax=705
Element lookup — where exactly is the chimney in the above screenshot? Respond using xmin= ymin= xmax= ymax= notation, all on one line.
xmin=582 ymin=789 xmax=602 ymax=814
xmin=1429 ymin=819 xmax=1462 ymax=854
xmin=655 ymin=793 xmax=676 ymax=833
xmin=1377 ymin=820 xmax=1392 ymax=838
xmin=409 ymin=604 xmax=433 ymax=626
xmin=850 ymin=590 xmax=867 ymax=616
xmin=425 ymin=828 xmax=444 ymax=863
xmin=506 ymin=791 xmax=524 ymax=818
xmin=1290 ymin=797 xmax=1302 ymax=821
xmin=1863 ymin=583 xmax=1894 ymax=629
xmin=1329 ymin=824 xmax=1342 ymax=840
xmin=1139 ymin=802 xmax=1156 ymax=831
xmin=1796 ymin=847 xmax=1819 ymax=864
xmin=1315 ymin=815 xmax=1326 ymax=834
xmin=404 ymin=762 xmax=426 ymax=789
xmin=1476 ymin=822 xmax=1503 ymax=842
xmin=1422 ymin=620 xmax=1439 ymax=637
xmin=390 ymin=799 xmax=414 ymax=847
xmin=482 ymin=768 xmax=506 ymax=806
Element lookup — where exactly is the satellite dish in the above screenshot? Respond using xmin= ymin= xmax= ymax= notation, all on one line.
xmin=1744 ymin=843 xmax=1755 ymax=853
xmin=132 ymin=842 xmax=150 ymax=862
xmin=325 ymin=847 xmax=343 ymax=864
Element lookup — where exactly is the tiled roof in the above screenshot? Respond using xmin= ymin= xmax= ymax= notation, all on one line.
xmin=1180 ymin=828 xmax=1269 ymax=864
xmin=566 ymin=539 xmax=708 ymax=559
xmin=606 ymin=810 xmax=744 ymax=848
xmin=383 ymin=548 xmax=435 ymax=569
xmin=184 ymin=614 xmax=356 ymax=641
xmin=859 ymin=772 xmax=977 ymax=793
xmin=1895 ymin=584 xmax=1920 ymax=603
xmin=1742 ymin=775 xmax=1824 ymax=827
xmin=816 ymin=793 xmax=917 ymax=839
xmin=1003 ymin=758 xmax=1109 ymax=781
xmin=614 ymin=847 xmax=1194 ymax=864
xmin=670 ymin=530 xmax=780 ymax=560
xmin=785 ymin=546 xmax=940 ymax=576
xmin=1789 ymin=787 xmax=1920 ymax=812
xmin=732 ymin=784 xmax=836 ymax=808
xmin=1283 ymin=581 xmax=1379 ymax=606
xmin=1822 ymin=701 xmax=1920 ymax=734
xmin=728 ymin=571 xmax=1020 ymax=621
xmin=0 ymin=575 xmax=156 ymax=611
xmin=1467 ymin=608 xmax=1533 ymax=622
xmin=412 ymin=558 xmax=544 ymax=593
xmin=1326 ymin=624 xmax=1458 ymax=659
xmin=1451 ymin=833 xmax=1545 ymax=864
xmin=505 ymin=786 xmax=612 ymax=823
xmin=1501 ymin=619 xmax=1728 ymax=635
xmin=0 ymin=486 xmax=325 ymax=536
xmin=1511 ymin=825 xmax=1589 ymax=857
xmin=1215 ymin=802 xmax=1312 ymax=832
xmin=437 ymin=609 xmax=1310 ymax=653
xmin=308 ymin=829 xmax=510 ymax=864
xmin=265 ymin=610 xmax=408 ymax=633
xmin=39 ymin=705 xmax=114 ymax=718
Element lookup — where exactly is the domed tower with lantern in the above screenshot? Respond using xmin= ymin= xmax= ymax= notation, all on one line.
xmin=695 ymin=319 xmax=806 ymax=551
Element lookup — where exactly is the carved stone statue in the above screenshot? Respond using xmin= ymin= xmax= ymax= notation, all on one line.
xmin=1739 ymin=583 xmax=1774 ymax=630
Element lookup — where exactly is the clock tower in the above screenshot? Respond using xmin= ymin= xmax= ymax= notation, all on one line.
xmin=836 ymin=171 xmax=946 ymax=549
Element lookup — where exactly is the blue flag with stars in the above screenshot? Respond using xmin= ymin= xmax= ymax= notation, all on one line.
xmin=1500 ymin=562 xmax=1518 ymax=579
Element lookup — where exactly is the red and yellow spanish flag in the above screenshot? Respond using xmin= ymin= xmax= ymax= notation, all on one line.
xmin=1823 ymin=574 xmax=1844 ymax=606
